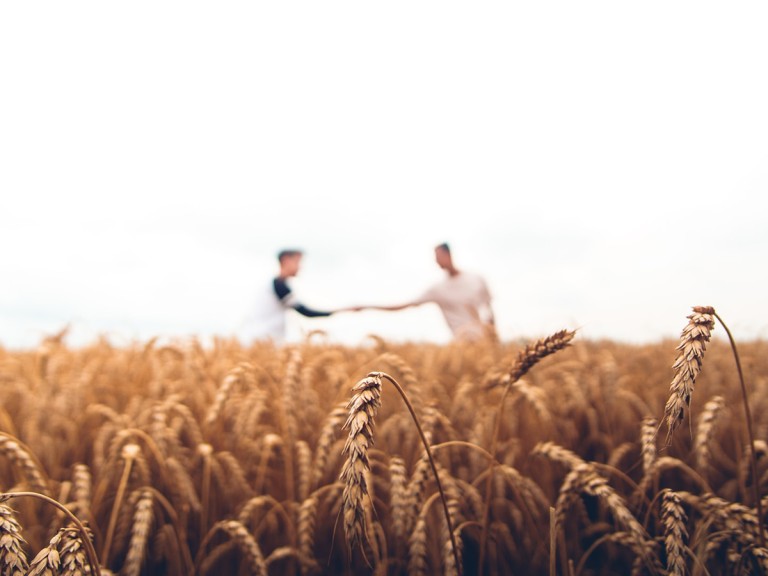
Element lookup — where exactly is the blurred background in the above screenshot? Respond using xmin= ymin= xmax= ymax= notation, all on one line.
xmin=2 ymin=2 xmax=767 ymax=348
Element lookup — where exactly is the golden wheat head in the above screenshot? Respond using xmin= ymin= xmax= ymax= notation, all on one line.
xmin=489 ymin=329 xmax=576 ymax=389
xmin=663 ymin=306 xmax=716 ymax=445
xmin=340 ymin=373 xmax=382 ymax=555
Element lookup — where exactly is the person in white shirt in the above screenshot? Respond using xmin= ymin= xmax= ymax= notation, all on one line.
xmin=363 ymin=243 xmax=496 ymax=341
xmin=241 ymin=249 xmax=355 ymax=343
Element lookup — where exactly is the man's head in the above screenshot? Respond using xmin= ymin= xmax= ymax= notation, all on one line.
xmin=434 ymin=243 xmax=453 ymax=271
xmin=278 ymin=249 xmax=303 ymax=278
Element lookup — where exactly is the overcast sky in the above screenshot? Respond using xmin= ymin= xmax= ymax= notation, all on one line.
xmin=2 ymin=2 xmax=767 ymax=348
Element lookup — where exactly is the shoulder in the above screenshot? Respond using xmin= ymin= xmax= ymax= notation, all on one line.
xmin=273 ymin=277 xmax=292 ymax=300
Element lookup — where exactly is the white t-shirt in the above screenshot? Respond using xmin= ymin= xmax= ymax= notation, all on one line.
xmin=240 ymin=280 xmax=288 ymax=343
xmin=415 ymin=271 xmax=493 ymax=340
xmin=239 ymin=278 xmax=331 ymax=343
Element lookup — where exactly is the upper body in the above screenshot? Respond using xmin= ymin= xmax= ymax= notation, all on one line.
xmin=241 ymin=249 xmax=335 ymax=343
xmin=272 ymin=276 xmax=332 ymax=319
xmin=365 ymin=243 xmax=496 ymax=341
xmin=414 ymin=269 xmax=494 ymax=341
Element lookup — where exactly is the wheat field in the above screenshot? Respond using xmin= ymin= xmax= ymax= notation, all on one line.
xmin=0 ymin=310 xmax=767 ymax=575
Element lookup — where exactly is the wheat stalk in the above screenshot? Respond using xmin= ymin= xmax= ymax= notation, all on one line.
xmin=0 ymin=492 xmax=101 ymax=575
xmin=121 ymin=489 xmax=154 ymax=576
xmin=640 ymin=418 xmax=657 ymax=478
xmin=70 ymin=464 xmax=93 ymax=524
xmin=501 ymin=329 xmax=577 ymax=387
xmin=661 ymin=489 xmax=688 ymax=576
xmin=205 ymin=363 xmax=250 ymax=426
xmin=663 ymin=306 xmax=764 ymax=547
xmin=311 ymin=403 xmax=346 ymax=489
xmin=0 ymin=433 xmax=50 ymax=495
xmin=694 ymin=395 xmax=725 ymax=477
xmin=197 ymin=520 xmax=267 ymax=576
xmin=101 ymin=442 xmax=141 ymax=563
xmin=296 ymin=440 xmax=312 ymax=503
xmin=407 ymin=492 xmax=438 ymax=576
xmin=59 ymin=525 xmax=91 ymax=576
xmin=298 ymin=494 xmax=321 ymax=575
xmin=340 ymin=371 xmax=461 ymax=572
xmin=340 ymin=374 xmax=382 ymax=556
xmin=663 ymin=306 xmax=715 ymax=444
xmin=388 ymin=455 xmax=409 ymax=544
xmin=279 ymin=349 xmax=302 ymax=503
xmin=0 ymin=501 xmax=28 ymax=575
xmin=478 ymin=329 xmax=575 ymax=573
xmin=27 ymin=529 xmax=62 ymax=576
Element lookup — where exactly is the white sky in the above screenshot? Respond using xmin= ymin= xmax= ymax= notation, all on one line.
xmin=2 ymin=2 xmax=767 ymax=348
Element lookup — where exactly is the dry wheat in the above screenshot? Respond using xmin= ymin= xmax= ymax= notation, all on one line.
xmin=661 ymin=489 xmax=688 ymax=576
xmin=0 ymin=501 xmax=28 ymax=575
xmin=340 ymin=374 xmax=382 ymax=555
xmin=122 ymin=489 xmax=154 ymax=576
xmin=663 ymin=306 xmax=716 ymax=444
xmin=694 ymin=395 xmax=726 ymax=477
xmin=27 ymin=529 xmax=62 ymax=576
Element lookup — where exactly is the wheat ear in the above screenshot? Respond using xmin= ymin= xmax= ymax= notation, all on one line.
xmin=298 ymin=494 xmax=321 ymax=575
xmin=196 ymin=520 xmax=267 ymax=576
xmin=101 ymin=442 xmax=141 ymax=563
xmin=121 ymin=489 xmax=154 ymax=576
xmin=0 ymin=492 xmax=100 ymax=575
xmin=389 ymin=455 xmax=409 ymax=545
xmin=0 ymin=433 xmax=50 ymax=495
xmin=0 ymin=501 xmax=28 ymax=575
xmin=70 ymin=463 xmax=93 ymax=523
xmin=664 ymin=306 xmax=764 ymax=547
xmin=663 ymin=306 xmax=715 ymax=444
xmin=59 ymin=526 xmax=91 ymax=576
xmin=694 ymin=395 xmax=725 ymax=477
xmin=28 ymin=529 xmax=63 ymax=575
xmin=478 ymin=329 xmax=576 ymax=573
xmin=312 ymin=403 xmax=347 ymax=489
xmin=340 ymin=372 xmax=461 ymax=573
xmin=340 ymin=374 xmax=382 ymax=557
xmin=661 ymin=489 xmax=688 ymax=576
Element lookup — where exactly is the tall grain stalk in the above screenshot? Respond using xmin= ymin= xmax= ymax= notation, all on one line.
xmin=0 ymin=492 xmax=100 ymax=575
xmin=478 ymin=329 xmax=575 ymax=574
xmin=101 ymin=443 xmax=141 ymax=563
xmin=713 ymin=309 xmax=764 ymax=548
xmin=662 ymin=306 xmax=763 ymax=548
xmin=340 ymin=372 xmax=461 ymax=574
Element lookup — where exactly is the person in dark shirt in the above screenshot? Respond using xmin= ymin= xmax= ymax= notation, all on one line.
xmin=241 ymin=248 xmax=356 ymax=342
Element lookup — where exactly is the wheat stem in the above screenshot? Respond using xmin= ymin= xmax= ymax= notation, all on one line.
xmin=0 ymin=491 xmax=100 ymax=575
xmin=376 ymin=371 xmax=462 ymax=575
xmin=713 ymin=310 xmax=764 ymax=549
xmin=478 ymin=329 xmax=576 ymax=573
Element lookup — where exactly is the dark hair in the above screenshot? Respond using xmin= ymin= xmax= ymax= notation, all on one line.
xmin=435 ymin=242 xmax=451 ymax=254
xmin=278 ymin=249 xmax=303 ymax=262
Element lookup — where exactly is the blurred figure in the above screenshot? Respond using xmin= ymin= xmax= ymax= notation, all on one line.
xmin=241 ymin=249 xmax=354 ymax=343
xmin=362 ymin=243 xmax=496 ymax=341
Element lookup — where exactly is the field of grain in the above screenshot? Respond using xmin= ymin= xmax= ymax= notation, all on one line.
xmin=0 ymin=309 xmax=767 ymax=575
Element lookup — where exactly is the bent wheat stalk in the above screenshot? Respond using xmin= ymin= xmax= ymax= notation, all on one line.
xmin=340 ymin=372 xmax=461 ymax=574
xmin=0 ymin=492 xmax=100 ymax=575
xmin=713 ymin=309 xmax=764 ymax=548
xmin=663 ymin=306 xmax=715 ymax=444
xmin=478 ymin=329 xmax=576 ymax=574
xmin=101 ymin=442 xmax=141 ymax=563
xmin=662 ymin=306 xmax=763 ymax=547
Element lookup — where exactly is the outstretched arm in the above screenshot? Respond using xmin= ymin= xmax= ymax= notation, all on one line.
xmin=274 ymin=278 xmax=333 ymax=317
xmin=356 ymin=302 xmax=420 ymax=312
xmin=293 ymin=303 xmax=333 ymax=318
